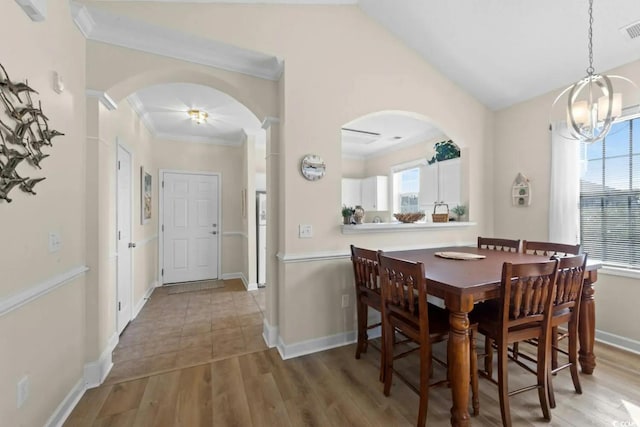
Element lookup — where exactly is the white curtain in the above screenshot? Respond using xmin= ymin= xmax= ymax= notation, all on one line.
xmin=548 ymin=122 xmax=581 ymax=245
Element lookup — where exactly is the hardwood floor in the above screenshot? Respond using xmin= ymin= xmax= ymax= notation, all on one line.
xmin=65 ymin=280 xmax=640 ymax=426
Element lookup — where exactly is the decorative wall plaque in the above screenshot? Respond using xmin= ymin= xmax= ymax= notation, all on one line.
xmin=0 ymin=63 xmax=63 ymax=203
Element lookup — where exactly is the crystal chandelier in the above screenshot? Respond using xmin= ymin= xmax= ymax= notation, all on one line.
xmin=553 ymin=0 xmax=634 ymax=144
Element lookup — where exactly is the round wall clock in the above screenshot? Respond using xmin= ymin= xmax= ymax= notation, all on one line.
xmin=300 ymin=154 xmax=326 ymax=181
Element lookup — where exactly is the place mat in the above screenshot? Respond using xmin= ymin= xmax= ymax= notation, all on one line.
xmin=167 ymin=279 xmax=225 ymax=294
xmin=435 ymin=251 xmax=486 ymax=260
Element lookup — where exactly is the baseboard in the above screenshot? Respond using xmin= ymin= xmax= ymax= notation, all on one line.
xmin=43 ymin=378 xmax=86 ymax=427
xmin=221 ymin=272 xmax=251 ymax=290
xmin=84 ymin=332 xmax=118 ymax=389
xmin=595 ymin=329 xmax=640 ymax=355
xmin=277 ymin=330 xmax=357 ymax=360
xmin=262 ymin=318 xmax=279 ymax=348
xmin=133 ymin=280 xmax=157 ymax=319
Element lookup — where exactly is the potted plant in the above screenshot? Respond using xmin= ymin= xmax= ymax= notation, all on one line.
xmin=451 ymin=204 xmax=467 ymax=221
xmin=341 ymin=205 xmax=355 ymax=224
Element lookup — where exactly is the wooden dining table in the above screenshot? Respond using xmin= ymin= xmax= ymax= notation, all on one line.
xmin=385 ymin=246 xmax=601 ymax=427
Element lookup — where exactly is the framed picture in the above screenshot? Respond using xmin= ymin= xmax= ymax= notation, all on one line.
xmin=141 ymin=167 xmax=152 ymax=224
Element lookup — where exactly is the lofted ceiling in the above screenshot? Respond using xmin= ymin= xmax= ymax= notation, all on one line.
xmin=85 ymin=0 xmax=640 ymax=152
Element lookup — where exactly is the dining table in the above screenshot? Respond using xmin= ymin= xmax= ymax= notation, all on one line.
xmin=385 ymin=246 xmax=601 ymax=427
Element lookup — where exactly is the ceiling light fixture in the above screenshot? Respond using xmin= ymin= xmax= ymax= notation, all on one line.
xmin=552 ymin=0 xmax=636 ymax=144
xmin=188 ymin=109 xmax=208 ymax=124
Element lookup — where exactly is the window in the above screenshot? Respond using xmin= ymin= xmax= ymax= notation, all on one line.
xmin=580 ymin=117 xmax=640 ymax=269
xmin=394 ymin=167 xmax=420 ymax=213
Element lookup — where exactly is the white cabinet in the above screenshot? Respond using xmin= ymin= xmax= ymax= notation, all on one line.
xmin=361 ymin=176 xmax=388 ymax=211
xmin=341 ymin=178 xmax=362 ymax=207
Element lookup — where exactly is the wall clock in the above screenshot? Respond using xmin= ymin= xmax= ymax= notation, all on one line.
xmin=300 ymin=154 xmax=326 ymax=181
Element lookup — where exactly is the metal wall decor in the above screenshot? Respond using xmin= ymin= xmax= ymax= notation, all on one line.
xmin=0 ymin=63 xmax=63 ymax=203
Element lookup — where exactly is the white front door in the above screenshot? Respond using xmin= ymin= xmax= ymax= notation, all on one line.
xmin=162 ymin=172 xmax=219 ymax=284
xmin=116 ymin=144 xmax=133 ymax=334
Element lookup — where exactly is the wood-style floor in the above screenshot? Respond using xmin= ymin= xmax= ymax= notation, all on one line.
xmin=65 ymin=281 xmax=640 ymax=426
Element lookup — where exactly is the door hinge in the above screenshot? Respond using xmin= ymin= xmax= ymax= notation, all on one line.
xmin=162 ymin=224 xmax=164 ymax=232
xmin=161 ymin=268 xmax=164 ymax=276
xmin=162 ymin=181 xmax=164 ymax=188
xmin=118 ymin=231 xmax=121 ymax=240
xmin=118 ymin=301 xmax=121 ymax=311
xmin=118 ymin=161 xmax=121 ymax=170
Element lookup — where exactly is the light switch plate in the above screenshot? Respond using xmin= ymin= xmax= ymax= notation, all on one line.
xmin=298 ymin=224 xmax=313 ymax=238
xmin=48 ymin=232 xmax=61 ymax=253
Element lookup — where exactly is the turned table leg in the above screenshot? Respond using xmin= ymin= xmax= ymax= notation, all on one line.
xmin=446 ymin=295 xmax=474 ymax=427
xmin=579 ymin=271 xmax=597 ymax=374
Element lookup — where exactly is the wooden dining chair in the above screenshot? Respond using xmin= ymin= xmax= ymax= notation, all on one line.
xmin=378 ymin=252 xmax=479 ymax=427
xmin=474 ymin=259 xmax=559 ymax=427
xmin=478 ymin=237 xmax=521 ymax=253
xmin=515 ymin=241 xmax=581 ymax=363
xmin=350 ymin=245 xmax=383 ymax=372
xmin=522 ymin=240 xmax=581 ymax=257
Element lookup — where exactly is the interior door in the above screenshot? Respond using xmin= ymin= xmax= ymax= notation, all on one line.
xmin=116 ymin=145 xmax=133 ymax=334
xmin=162 ymin=172 xmax=219 ymax=284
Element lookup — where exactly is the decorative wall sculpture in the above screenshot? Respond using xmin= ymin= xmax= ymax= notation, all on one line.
xmin=0 ymin=63 xmax=63 ymax=203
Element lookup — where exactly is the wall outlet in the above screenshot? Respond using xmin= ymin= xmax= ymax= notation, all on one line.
xmin=298 ymin=224 xmax=313 ymax=238
xmin=341 ymin=294 xmax=349 ymax=308
xmin=17 ymin=375 xmax=29 ymax=408
xmin=48 ymin=231 xmax=61 ymax=253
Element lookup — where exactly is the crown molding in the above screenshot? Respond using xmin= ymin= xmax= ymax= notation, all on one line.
xmin=86 ymin=89 xmax=118 ymax=111
xmin=90 ymin=0 xmax=357 ymax=3
xmin=127 ymin=94 xmax=157 ymax=134
xmin=70 ymin=2 xmax=283 ymax=81
xmin=261 ymin=116 xmax=280 ymax=129
xmin=154 ymin=131 xmax=243 ymax=146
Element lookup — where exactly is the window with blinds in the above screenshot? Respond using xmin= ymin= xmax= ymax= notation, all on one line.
xmin=580 ymin=116 xmax=640 ymax=269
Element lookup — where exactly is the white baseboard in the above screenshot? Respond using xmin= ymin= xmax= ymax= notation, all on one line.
xmin=277 ymin=330 xmax=357 ymax=360
xmin=84 ymin=332 xmax=118 ymax=389
xmin=263 ymin=318 xmax=279 ymax=348
xmin=595 ymin=329 xmax=640 ymax=355
xmin=44 ymin=378 xmax=85 ymax=427
xmin=133 ymin=280 xmax=157 ymax=319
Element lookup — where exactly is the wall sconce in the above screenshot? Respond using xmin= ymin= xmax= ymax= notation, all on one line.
xmin=188 ymin=109 xmax=208 ymax=124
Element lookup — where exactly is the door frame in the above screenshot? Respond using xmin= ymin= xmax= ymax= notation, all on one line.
xmin=116 ymin=140 xmax=134 ymax=333
xmin=158 ymin=169 xmax=222 ymax=285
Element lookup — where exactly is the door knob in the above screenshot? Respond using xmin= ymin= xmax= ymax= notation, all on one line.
xmin=128 ymin=242 xmax=136 ymax=248
xmin=211 ymin=231 xmax=217 ymax=235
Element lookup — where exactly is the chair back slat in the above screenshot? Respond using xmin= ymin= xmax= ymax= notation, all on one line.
xmin=522 ymin=240 xmax=580 ymax=257
xmin=501 ymin=260 xmax=559 ymax=332
xmin=378 ymin=253 xmax=428 ymax=332
xmin=351 ymin=245 xmax=380 ymax=295
xmin=553 ymin=253 xmax=587 ymax=309
xmin=478 ymin=237 xmax=521 ymax=253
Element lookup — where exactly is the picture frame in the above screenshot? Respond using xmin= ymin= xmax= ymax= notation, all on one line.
xmin=141 ymin=167 xmax=152 ymax=224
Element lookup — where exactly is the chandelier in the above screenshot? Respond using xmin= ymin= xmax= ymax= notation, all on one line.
xmin=552 ymin=0 xmax=635 ymax=144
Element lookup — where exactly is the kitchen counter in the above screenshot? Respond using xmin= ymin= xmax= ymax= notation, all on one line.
xmin=341 ymin=221 xmax=476 ymax=234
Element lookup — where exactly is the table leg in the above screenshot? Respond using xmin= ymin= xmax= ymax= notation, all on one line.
xmin=446 ymin=295 xmax=474 ymax=427
xmin=579 ymin=271 xmax=597 ymax=374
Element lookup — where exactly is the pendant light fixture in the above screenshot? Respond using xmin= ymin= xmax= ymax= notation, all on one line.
xmin=552 ymin=0 xmax=635 ymax=143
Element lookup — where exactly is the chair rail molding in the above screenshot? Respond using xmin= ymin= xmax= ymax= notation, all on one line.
xmin=0 ymin=266 xmax=89 ymax=316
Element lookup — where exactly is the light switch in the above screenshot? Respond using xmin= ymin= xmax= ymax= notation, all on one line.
xmin=298 ymin=224 xmax=313 ymax=238
xmin=48 ymin=231 xmax=61 ymax=253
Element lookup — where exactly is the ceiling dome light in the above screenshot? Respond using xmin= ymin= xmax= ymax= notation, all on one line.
xmin=552 ymin=0 xmax=638 ymax=144
xmin=188 ymin=109 xmax=208 ymax=124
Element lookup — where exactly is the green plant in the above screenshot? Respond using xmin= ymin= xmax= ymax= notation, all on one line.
xmin=342 ymin=205 xmax=355 ymax=217
xmin=451 ymin=204 xmax=467 ymax=218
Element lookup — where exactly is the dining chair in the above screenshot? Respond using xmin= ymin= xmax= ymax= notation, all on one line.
xmin=477 ymin=237 xmax=521 ymax=253
xmin=522 ymin=240 xmax=581 ymax=257
xmin=473 ymin=259 xmax=559 ymax=427
xmin=378 ymin=252 xmax=479 ymax=427
xmin=515 ymin=241 xmax=581 ymax=364
xmin=350 ymin=245 xmax=384 ymax=378
xmin=547 ymin=254 xmax=587 ymax=408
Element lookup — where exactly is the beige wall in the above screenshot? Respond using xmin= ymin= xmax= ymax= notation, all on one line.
xmin=89 ymin=3 xmax=495 ymax=346
xmin=0 ymin=0 xmax=87 ymax=425
xmin=494 ymin=59 xmax=640 ymax=342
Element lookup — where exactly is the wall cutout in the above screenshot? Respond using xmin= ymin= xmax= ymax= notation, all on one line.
xmin=0 ymin=63 xmax=63 ymax=203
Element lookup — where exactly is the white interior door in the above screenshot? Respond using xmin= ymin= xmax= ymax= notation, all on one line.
xmin=116 ymin=145 xmax=133 ymax=334
xmin=162 ymin=172 xmax=219 ymax=284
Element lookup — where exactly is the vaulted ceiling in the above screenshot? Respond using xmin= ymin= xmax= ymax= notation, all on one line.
xmin=84 ymin=0 xmax=640 ymax=153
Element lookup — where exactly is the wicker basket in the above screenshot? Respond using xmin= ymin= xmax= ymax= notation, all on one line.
xmin=393 ymin=212 xmax=426 ymax=223
xmin=432 ymin=203 xmax=449 ymax=223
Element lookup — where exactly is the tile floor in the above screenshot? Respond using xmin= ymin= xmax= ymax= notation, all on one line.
xmin=104 ymin=279 xmax=266 ymax=384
